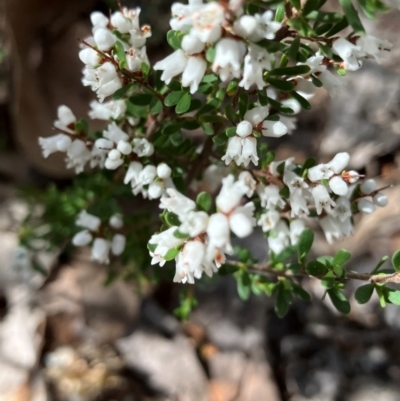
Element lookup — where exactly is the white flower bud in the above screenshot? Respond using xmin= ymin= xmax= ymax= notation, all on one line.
xmin=90 ymin=12 xmax=109 ymax=29
xmin=148 ymin=181 xmax=165 ymax=199
xmin=157 ymin=163 xmax=172 ymax=179
xmin=124 ymin=161 xmax=143 ymax=185
xmin=91 ymin=238 xmax=111 ymax=264
xmin=238 ymin=171 xmax=256 ymax=197
xmin=312 ymin=185 xmax=335 ymax=215
xmin=72 ymin=230 xmax=93 ymax=246
xmin=79 ymin=48 xmax=100 ymax=67
xmin=132 ymin=138 xmax=154 ymax=157
xmin=262 ymin=120 xmax=288 ymax=138
xmin=117 ymin=140 xmax=132 ymax=155
xmin=207 ymin=213 xmax=231 ymax=250
xmin=111 ymin=11 xmax=132 ymax=34
xmin=181 ymin=33 xmax=205 ymax=55
xmin=236 ymin=121 xmax=253 ymax=138
xmin=109 ymin=214 xmax=123 ymax=229
xmin=360 ymin=179 xmax=377 ymax=195
xmin=95 ymin=138 xmax=113 ymax=150
xmin=105 ymin=158 xmax=124 ymax=170
xmin=104 ymin=122 xmax=129 ymax=144
xmin=347 ymin=170 xmax=360 ymax=184
xmin=56 ymin=135 xmax=72 ymax=152
xmin=108 ymin=149 xmax=122 ymax=161
xmin=76 ymin=210 xmax=101 ymax=231
xmin=326 ymin=152 xmax=350 ymax=174
xmin=233 ymin=15 xmax=257 ymax=38
xmin=290 ymin=219 xmax=305 ymax=245
xmin=111 ymin=234 xmax=126 ymax=256
xmin=97 ymin=77 xmax=123 ymax=102
xmin=57 ymin=105 xmax=76 ymax=127
xmin=357 ymin=199 xmax=376 ymax=214
xmin=94 ymin=28 xmax=116 ymax=51
xmin=139 ymin=165 xmax=157 ymax=185
xmin=373 ymin=193 xmax=388 ymax=207
xmin=230 ymin=210 xmax=254 ymax=238
xmin=329 ymin=176 xmax=348 ymax=196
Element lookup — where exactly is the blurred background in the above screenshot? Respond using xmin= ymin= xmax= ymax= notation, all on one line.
xmin=1 ymin=0 xmax=400 ymax=400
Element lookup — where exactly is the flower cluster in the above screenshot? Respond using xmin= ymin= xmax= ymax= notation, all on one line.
xmin=149 ymin=176 xmax=255 ymax=283
xmin=79 ymin=8 xmax=150 ymax=102
xmin=72 ymin=210 xmax=126 ymax=263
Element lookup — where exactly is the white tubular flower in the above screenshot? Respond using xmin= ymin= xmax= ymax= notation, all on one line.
xmin=103 ymin=122 xmax=129 ymax=143
xmin=262 ymin=119 xmax=288 ymax=138
xmin=117 ymin=140 xmax=132 ymax=155
xmin=332 ymin=38 xmax=364 ymax=71
xmin=233 ymin=15 xmax=257 ymax=38
xmin=79 ymin=48 xmax=100 ymax=67
xmin=38 ymin=134 xmax=72 ymax=158
xmin=258 ymin=210 xmax=280 ymax=232
xmin=111 ymin=11 xmax=133 ymax=33
xmin=109 ymin=214 xmax=123 ymax=229
xmin=239 ymin=171 xmax=257 ymax=197
xmin=239 ymin=44 xmax=273 ymax=90
xmin=318 ymin=70 xmax=343 ymax=97
xmin=230 ymin=202 xmax=256 ymax=237
xmin=293 ymin=77 xmax=318 ymax=100
xmin=157 ymin=163 xmax=172 ymax=179
xmin=332 ymin=197 xmax=352 ymax=222
xmin=212 ymin=38 xmax=246 ymax=81
xmin=179 ymin=211 xmax=209 ymax=237
xmin=124 ymin=161 xmax=143 ymax=185
xmin=65 ymin=140 xmax=92 ymax=173
xmin=76 ymin=210 xmax=101 ymax=231
xmin=154 ymin=49 xmax=188 ymax=84
xmin=329 ymin=176 xmax=348 ymax=196
xmin=216 ymin=175 xmax=248 ymax=214
xmin=191 ymin=2 xmax=225 ymax=43
xmin=268 ymin=220 xmax=289 ymax=254
xmin=257 ymin=184 xmax=286 ymax=209
xmin=356 ymin=35 xmax=392 ymax=63
xmin=139 ymin=165 xmax=157 ymax=185
xmin=90 ymin=12 xmax=109 ymax=31
xmin=72 ymin=230 xmax=93 ymax=247
xmin=280 ymin=116 xmax=297 ymax=134
xmin=207 ymin=213 xmax=232 ymax=253
xmin=160 ymin=188 xmax=196 ymax=217
xmin=373 ymin=193 xmax=388 ymax=207
xmin=54 ymin=105 xmax=76 ymax=133
xmin=244 ymin=105 xmax=269 ymax=125
xmin=182 ymin=56 xmax=207 ymax=94
xmin=126 ymin=47 xmax=149 ymax=72
xmin=149 ymin=227 xmax=185 ymax=266
xmin=360 ymin=179 xmax=377 ymax=195
xmin=132 ymin=138 xmax=154 ymax=157
xmin=111 ymin=234 xmax=126 ymax=256
xmin=284 ymin=171 xmax=309 ymax=194
xmin=174 ymin=241 xmax=205 ymax=284
xmin=326 ymin=152 xmax=350 ymax=174
xmin=91 ymin=238 xmax=111 ymax=264
xmin=148 ymin=181 xmax=165 ymax=199
xmin=357 ymin=199 xmax=376 ymax=214
xmin=312 ymin=185 xmax=335 ymax=215
xmin=105 ymin=149 xmax=123 ymax=170
xmin=240 ymin=137 xmax=259 ymax=167
xmin=181 ymin=32 xmax=205 ymax=55
xmin=222 ymin=136 xmax=242 ymax=166
xmin=250 ymin=11 xmax=281 ymax=41
xmin=320 ymin=216 xmax=342 ymax=244
xmin=94 ymin=28 xmax=116 ymax=51
xmin=169 ymin=1 xmax=202 ymax=31
xmin=89 ymin=100 xmax=126 ymax=120
xmin=290 ymin=219 xmax=305 ymax=245
xmin=307 ymin=164 xmax=334 ymax=182
xmin=290 ymin=190 xmax=310 ymax=217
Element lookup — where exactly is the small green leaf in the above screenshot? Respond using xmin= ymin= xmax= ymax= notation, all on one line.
xmin=325 ymin=16 xmax=349 ymax=37
xmin=387 ymin=289 xmax=400 ymax=306
xmin=166 ymin=30 xmax=183 ymax=50
xmin=164 ymin=247 xmax=180 ymax=261
xmin=175 ymin=92 xmax=191 ymax=114
xmin=202 ymin=74 xmax=218 ymax=83
xmin=226 ymin=79 xmax=239 ymax=96
xmin=239 ymin=92 xmax=249 ymax=118
xmin=225 ymin=127 xmax=237 ymax=137
xmin=113 ymin=83 xmax=134 ymax=100
xmin=371 ymin=255 xmax=388 ymax=274
xmin=267 ymin=97 xmax=295 ymax=114
xmin=321 ymin=271 xmax=336 ymax=289
xmin=75 ymin=119 xmax=89 ymax=134
xmin=289 ymin=0 xmax=301 ymax=10
xmin=274 ymin=246 xmax=297 ymax=263
xmin=165 ymin=90 xmax=184 ymax=107
xmin=114 ymin=41 xmax=127 ymax=69
xmin=328 ymin=288 xmax=351 ymax=314
xmin=355 ymin=284 xmax=374 ymax=304
xmin=298 ymin=228 xmax=314 ymax=262
xmin=170 ymin=131 xmax=183 ymax=146
xmin=392 ymin=250 xmax=400 ymax=272
xmin=286 ymin=37 xmax=300 ymax=61
xmin=173 ymin=229 xmax=190 ymax=239
xmin=303 ymin=0 xmax=321 ymax=15
xmin=306 ymin=260 xmax=328 ymax=277
xmin=290 ymin=91 xmax=311 ymax=110
xmin=165 ymin=211 xmax=180 ymax=227
xmin=141 ymin=61 xmax=150 ymax=76
xmin=147 ymin=242 xmax=157 ymax=253
xmin=275 ymin=286 xmax=290 ymax=318
xmin=269 ymin=65 xmax=311 ymax=77
xmin=150 ymin=98 xmax=162 ymax=115
xmin=265 ymin=77 xmax=295 ymax=92
xmin=212 ymin=133 xmax=228 ymax=146
xmin=275 ymin=3 xmax=285 ymax=22
xmin=206 ymin=46 xmax=216 ymax=63
xmin=236 ymin=271 xmax=252 ymax=301
xmin=196 ymin=192 xmax=212 ymax=213
xmin=333 ymin=249 xmax=351 ymax=266
xmin=339 ymin=0 xmax=365 ymax=34
xmin=129 ymin=93 xmax=153 ymax=106
xmin=219 ymin=263 xmax=240 ymax=275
